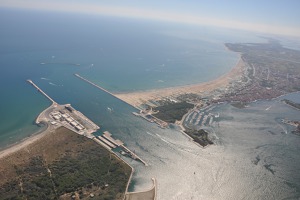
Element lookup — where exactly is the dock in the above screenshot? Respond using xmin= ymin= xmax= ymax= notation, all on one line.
xmin=27 ymin=80 xmax=99 ymax=135
xmin=94 ymin=131 xmax=148 ymax=166
xmin=120 ymin=144 xmax=148 ymax=166
xmin=103 ymin=131 xmax=124 ymax=146
xmin=93 ymin=137 xmax=112 ymax=151
xmin=97 ymin=136 xmax=117 ymax=149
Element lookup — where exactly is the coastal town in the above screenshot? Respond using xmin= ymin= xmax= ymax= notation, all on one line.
xmin=114 ymin=40 xmax=300 ymax=146
xmin=2 ymin=2 xmax=300 ymax=199
xmin=75 ymin=40 xmax=300 ymax=148
xmin=215 ymin=41 xmax=300 ymax=103
xmin=145 ymin=40 xmax=300 ymax=107
xmin=1 ymin=40 xmax=299 ymax=200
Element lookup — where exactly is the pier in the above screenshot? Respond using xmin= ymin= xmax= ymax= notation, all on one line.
xmin=94 ymin=131 xmax=148 ymax=166
xmin=120 ymin=144 xmax=148 ymax=166
xmin=75 ymin=74 xmax=169 ymax=129
xmin=27 ymin=79 xmax=57 ymax=105
xmin=74 ymin=74 xmax=139 ymax=109
xmin=26 ymin=80 xmax=99 ymax=135
xmin=73 ymin=75 xmax=149 ymax=165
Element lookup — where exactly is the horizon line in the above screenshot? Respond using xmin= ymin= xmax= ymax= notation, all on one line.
xmin=1 ymin=1 xmax=300 ymax=38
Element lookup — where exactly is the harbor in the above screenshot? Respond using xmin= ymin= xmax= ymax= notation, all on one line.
xmin=75 ymin=73 xmax=169 ymax=129
xmin=27 ymin=79 xmax=148 ymax=166
xmin=27 ymin=80 xmax=100 ymax=137
xmin=184 ymin=105 xmax=219 ymax=128
xmin=94 ymin=131 xmax=148 ymax=166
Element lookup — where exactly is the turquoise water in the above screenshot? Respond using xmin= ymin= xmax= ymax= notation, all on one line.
xmin=0 ymin=8 xmax=263 ymax=149
xmin=2 ymin=8 xmax=300 ymax=199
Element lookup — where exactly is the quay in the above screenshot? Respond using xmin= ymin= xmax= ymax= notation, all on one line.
xmin=27 ymin=79 xmax=152 ymax=197
xmin=27 ymin=80 xmax=99 ymax=136
xmin=94 ymin=131 xmax=148 ymax=166
xmin=120 ymin=144 xmax=148 ymax=166
xmin=74 ymin=75 xmax=149 ymax=165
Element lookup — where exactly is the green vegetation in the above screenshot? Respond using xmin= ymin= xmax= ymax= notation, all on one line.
xmin=184 ymin=128 xmax=213 ymax=147
xmin=0 ymin=127 xmax=131 ymax=200
xmin=153 ymin=102 xmax=194 ymax=123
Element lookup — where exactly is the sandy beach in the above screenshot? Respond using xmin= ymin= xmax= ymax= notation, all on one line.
xmin=0 ymin=126 xmax=51 ymax=160
xmin=0 ymin=57 xmax=244 ymax=160
xmin=115 ymin=57 xmax=245 ymax=108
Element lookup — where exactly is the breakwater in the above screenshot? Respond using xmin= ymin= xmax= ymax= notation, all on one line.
xmin=74 ymin=74 xmax=140 ymax=110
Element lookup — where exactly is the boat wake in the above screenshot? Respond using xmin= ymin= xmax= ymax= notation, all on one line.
xmin=49 ymin=82 xmax=57 ymax=86
xmin=146 ymin=131 xmax=199 ymax=155
xmin=265 ymin=105 xmax=272 ymax=110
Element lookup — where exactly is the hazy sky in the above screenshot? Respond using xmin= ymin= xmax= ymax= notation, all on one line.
xmin=1 ymin=0 xmax=300 ymax=37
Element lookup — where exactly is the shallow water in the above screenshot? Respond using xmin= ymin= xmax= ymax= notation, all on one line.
xmin=124 ymin=93 xmax=300 ymax=199
xmin=1 ymin=8 xmax=300 ymax=199
xmin=0 ymin=8 xmax=247 ymax=149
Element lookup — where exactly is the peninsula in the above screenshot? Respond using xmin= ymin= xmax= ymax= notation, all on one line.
xmin=0 ymin=80 xmax=156 ymax=200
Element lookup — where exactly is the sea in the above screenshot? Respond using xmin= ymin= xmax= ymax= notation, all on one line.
xmin=1 ymin=8 xmax=300 ymax=199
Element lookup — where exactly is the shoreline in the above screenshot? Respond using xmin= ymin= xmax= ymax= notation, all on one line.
xmin=0 ymin=52 xmax=245 ymax=199
xmin=114 ymin=56 xmax=244 ymax=108
xmin=0 ymin=101 xmax=151 ymax=199
xmin=125 ymin=178 xmax=157 ymax=200
xmin=0 ymin=119 xmax=50 ymax=160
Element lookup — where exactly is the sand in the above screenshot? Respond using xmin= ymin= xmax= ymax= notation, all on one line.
xmin=0 ymin=57 xmax=244 ymax=162
xmin=115 ymin=57 xmax=245 ymax=108
xmin=0 ymin=125 xmax=52 ymax=160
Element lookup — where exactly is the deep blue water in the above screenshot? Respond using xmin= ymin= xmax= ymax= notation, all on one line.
xmin=0 ymin=8 xmax=264 ymax=148
xmin=1 ymin=8 xmax=300 ymax=199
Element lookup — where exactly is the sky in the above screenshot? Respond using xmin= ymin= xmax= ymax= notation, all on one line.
xmin=1 ymin=0 xmax=300 ymax=37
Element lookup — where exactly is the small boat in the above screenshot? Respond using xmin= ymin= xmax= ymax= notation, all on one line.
xmin=107 ymin=107 xmax=113 ymax=112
